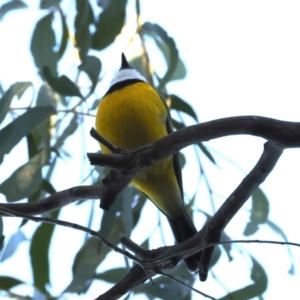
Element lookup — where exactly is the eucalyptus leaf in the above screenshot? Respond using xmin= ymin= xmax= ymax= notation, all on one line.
xmin=129 ymin=54 xmax=152 ymax=83
xmin=29 ymin=210 xmax=59 ymax=294
xmin=244 ymin=188 xmax=269 ymax=236
xmin=267 ymin=220 xmax=295 ymax=275
xmin=57 ymin=8 xmax=69 ymax=59
xmin=0 ymin=81 xmax=32 ymax=126
xmin=36 ymin=83 xmax=59 ymax=108
xmin=210 ymin=245 xmax=221 ymax=268
xmin=75 ymin=0 xmax=94 ymax=58
xmin=1 ymin=230 xmax=27 ymax=262
xmin=0 ymin=0 xmax=27 ymax=21
xmin=43 ymin=66 xmax=83 ymax=98
xmin=0 ymin=105 xmax=55 ymax=164
xmin=171 ymin=118 xmax=185 ymax=130
xmin=78 ymin=56 xmax=101 ymax=94
xmin=121 ymin=188 xmax=134 ymax=237
xmin=30 ymin=12 xmax=58 ymax=75
xmin=39 ymin=0 xmax=61 ymax=9
xmin=141 ymin=22 xmax=179 ymax=88
xmin=170 ymin=94 xmax=198 ymax=122
xmin=0 ymin=276 xmax=24 ymax=290
xmin=41 ymin=179 xmax=56 ymax=195
xmin=95 ymin=268 xmax=128 ymax=283
xmin=155 ymin=39 xmax=187 ymax=81
xmin=197 ymin=143 xmax=216 ymax=165
xmin=92 ymin=0 xmax=127 ymax=50
xmin=90 ymin=98 xmax=100 ymax=111
xmin=0 ymin=148 xmax=50 ymax=202
xmin=134 ymin=263 xmax=194 ymax=299
xmin=219 ymin=257 xmax=267 ymax=300
xmin=54 ymin=114 xmax=79 ymax=149
xmin=65 ymin=194 xmax=125 ymax=293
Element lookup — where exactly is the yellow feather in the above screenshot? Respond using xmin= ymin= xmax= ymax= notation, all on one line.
xmin=96 ymin=82 xmax=182 ymax=216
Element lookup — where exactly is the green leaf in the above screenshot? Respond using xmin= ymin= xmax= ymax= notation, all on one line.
xmin=41 ymin=179 xmax=56 ymax=195
xmin=95 ymin=268 xmax=128 ymax=283
xmin=171 ymin=118 xmax=185 ymax=130
xmin=74 ymin=0 xmax=94 ymax=58
xmin=267 ymin=220 xmax=295 ymax=275
xmin=29 ymin=210 xmax=59 ymax=294
xmin=0 ymin=82 xmax=32 ymax=126
xmin=30 ymin=12 xmax=58 ymax=75
xmin=0 ymin=230 xmax=27 ymax=262
xmin=0 ymin=217 xmax=3 ymax=236
xmin=210 ymin=245 xmax=221 ymax=268
xmin=129 ymin=54 xmax=152 ymax=83
xmin=170 ymin=94 xmax=198 ymax=122
xmin=220 ymin=232 xmax=233 ymax=261
xmin=134 ymin=263 xmax=194 ymax=299
xmin=155 ymin=39 xmax=187 ymax=82
xmin=0 ymin=148 xmax=50 ymax=202
xmin=57 ymin=7 xmax=69 ymax=59
xmin=0 ymin=0 xmax=27 ymax=21
xmin=78 ymin=56 xmax=101 ymax=94
xmin=121 ymin=188 xmax=134 ymax=237
xmin=244 ymin=188 xmax=269 ymax=236
xmin=92 ymin=0 xmax=127 ymax=50
xmin=0 ymin=81 xmax=4 ymax=95
xmin=132 ymin=193 xmax=147 ymax=229
xmin=36 ymin=83 xmax=59 ymax=108
xmin=197 ymin=143 xmax=216 ymax=165
xmin=0 ymin=105 xmax=55 ymax=164
xmin=250 ymin=257 xmax=268 ymax=293
xmin=219 ymin=257 xmax=267 ymax=300
xmin=39 ymin=0 xmax=61 ymax=9
xmin=140 ymin=22 xmax=179 ymax=88
xmin=90 ymin=98 xmax=100 ymax=111
xmin=0 ymin=276 xmax=25 ymax=290
xmin=140 ymin=237 xmax=149 ymax=250
xmin=54 ymin=114 xmax=79 ymax=149
xmin=0 ymin=236 xmax=4 ymax=254
xmin=0 ymin=217 xmax=4 ymax=252
xmin=27 ymin=130 xmax=39 ymax=159
xmin=65 ymin=194 xmax=125 ymax=293
xmin=42 ymin=66 xmax=83 ymax=98
xmin=35 ymin=85 xmax=57 ymax=149
xmin=178 ymin=152 xmax=186 ymax=168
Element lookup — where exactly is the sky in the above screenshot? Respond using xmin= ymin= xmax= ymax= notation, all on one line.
xmin=1 ymin=0 xmax=300 ymax=299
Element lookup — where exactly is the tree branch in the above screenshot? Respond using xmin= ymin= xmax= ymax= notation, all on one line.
xmin=88 ymin=116 xmax=297 ymax=209
xmin=198 ymin=142 xmax=283 ymax=280
xmin=87 ymin=116 xmax=300 ymax=171
xmin=0 ymin=185 xmax=101 ymax=216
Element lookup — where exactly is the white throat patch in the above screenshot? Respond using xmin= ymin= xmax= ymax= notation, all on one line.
xmin=110 ymin=69 xmax=147 ymax=86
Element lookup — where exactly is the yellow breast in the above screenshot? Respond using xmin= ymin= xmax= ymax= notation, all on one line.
xmin=95 ymin=82 xmax=181 ymax=216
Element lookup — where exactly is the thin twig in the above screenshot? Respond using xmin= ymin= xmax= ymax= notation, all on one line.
xmin=90 ymin=128 xmax=127 ymax=154
xmin=0 ymin=206 xmax=141 ymax=263
xmin=158 ymin=271 xmax=216 ymax=300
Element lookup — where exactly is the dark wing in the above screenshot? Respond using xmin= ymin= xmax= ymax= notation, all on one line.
xmin=165 ymin=116 xmax=184 ymax=200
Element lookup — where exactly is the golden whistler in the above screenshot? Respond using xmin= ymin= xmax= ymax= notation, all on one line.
xmin=96 ymin=53 xmax=200 ymax=271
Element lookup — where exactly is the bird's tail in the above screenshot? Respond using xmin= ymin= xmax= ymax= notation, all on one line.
xmin=167 ymin=210 xmax=201 ymax=272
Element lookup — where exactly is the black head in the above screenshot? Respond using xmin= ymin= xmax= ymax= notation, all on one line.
xmin=120 ymin=53 xmax=132 ymax=70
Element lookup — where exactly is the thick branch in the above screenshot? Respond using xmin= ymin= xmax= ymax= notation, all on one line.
xmin=87 ymin=116 xmax=300 ymax=171
xmin=198 ymin=142 xmax=283 ymax=280
xmin=95 ymin=265 xmax=155 ymax=300
xmin=0 ymin=185 xmax=101 ymax=216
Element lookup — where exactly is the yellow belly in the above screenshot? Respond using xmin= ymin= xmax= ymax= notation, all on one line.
xmin=95 ymin=82 xmax=182 ymax=216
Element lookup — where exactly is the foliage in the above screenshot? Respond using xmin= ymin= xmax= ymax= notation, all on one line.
xmin=0 ymin=1 xmax=294 ymax=299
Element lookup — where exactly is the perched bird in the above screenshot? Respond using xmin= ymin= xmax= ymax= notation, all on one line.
xmin=95 ymin=53 xmax=200 ymax=272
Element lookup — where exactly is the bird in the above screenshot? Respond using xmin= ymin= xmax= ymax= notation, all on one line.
xmin=95 ymin=53 xmax=200 ymax=272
